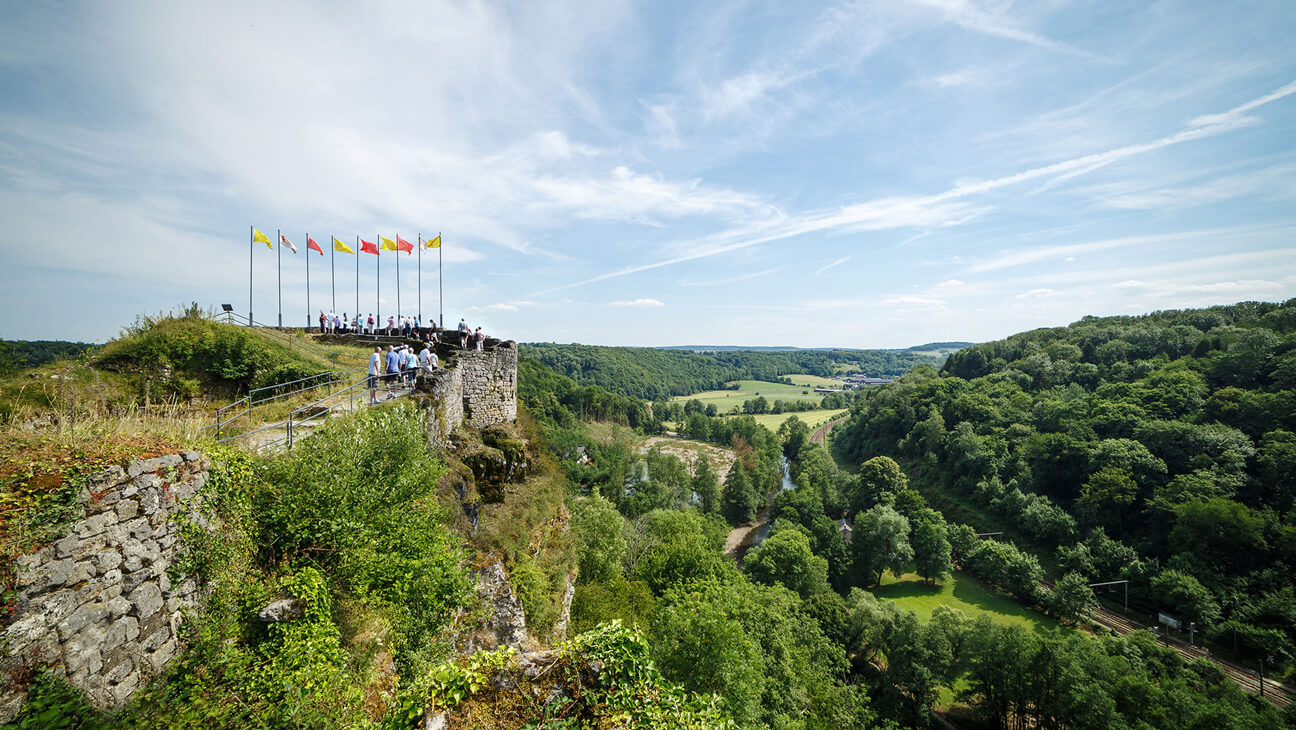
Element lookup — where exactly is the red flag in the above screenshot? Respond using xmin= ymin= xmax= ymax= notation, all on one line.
xmin=360 ymin=238 xmax=379 ymax=255
xmin=396 ymin=235 xmax=414 ymax=254
xmin=307 ymin=236 xmax=323 ymax=255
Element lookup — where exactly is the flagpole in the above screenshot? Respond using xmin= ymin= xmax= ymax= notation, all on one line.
xmin=306 ymin=233 xmax=311 ymax=329
xmin=438 ymin=231 xmax=443 ymax=329
xmin=248 ymin=225 xmax=254 ymax=326
xmin=277 ymin=229 xmax=283 ymax=328
xmin=418 ymin=234 xmax=422 ymax=323
xmin=331 ymin=236 xmax=336 ymax=313
xmin=396 ymin=234 xmax=402 ymax=323
xmin=375 ymin=233 xmax=380 ymax=332
xmin=354 ymin=236 xmax=359 ymax=332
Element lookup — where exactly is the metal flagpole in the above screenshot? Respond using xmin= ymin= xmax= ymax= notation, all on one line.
xmin=248 ymin=225 xmax=253 ymax=325
xmin=306 ymin=233 xmax=311 ymax=329
xmin=396 ymin=234 xmax=402 ymax=322
xmin=354 ymin=236 xmax=359 ymax=330
xmin=276 ymin=228 xmax=282 ymax=328
xmin=438 ymin=231 xmax=443 ymax=329
xmin=417 ymin=234 xmax=422 ymax=322
xmin=374 ymin=234 xmax=380 ymax=331
xmin=331 ymin=235 xmax=336 ymax=312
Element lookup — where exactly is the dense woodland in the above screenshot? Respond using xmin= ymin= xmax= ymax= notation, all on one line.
xmin=0 ymin=339 xmax=95 ymax=373
xmin=520 ymin=304 xmax=1295 ymax=728
xmin=521 ymin=342 xmax=945 ymax=400
xmin=834 ymin=300 xmax=1296 ymax=672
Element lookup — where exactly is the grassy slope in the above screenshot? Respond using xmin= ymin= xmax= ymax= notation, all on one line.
xmin=725 ymin=409 xmax=849 ymax=430
xmin=672 ymin=378 xmax=830 ymax=409
xmin=876 ymin=571 xmax=1064 ymax=635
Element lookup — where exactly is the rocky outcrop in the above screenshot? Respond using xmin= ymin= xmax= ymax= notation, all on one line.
xmin=1 ymin=452 xmax=209 ymax=721
xmin=471 ymin=561 xmax=528 ymax=651
xmin=413 ymin=342 xmax=516 ymax=448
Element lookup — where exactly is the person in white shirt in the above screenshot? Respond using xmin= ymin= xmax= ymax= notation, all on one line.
xmin=418 ymin=343 xmax=437 ymax=373
xmin=367 ymin=346 xmax=382 ymax=404
xmin=326 ymin=312 xmax=336 ymax=334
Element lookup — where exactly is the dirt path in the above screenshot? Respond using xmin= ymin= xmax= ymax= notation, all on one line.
xmin=810 ymin=415 xmax=849 ymax=445
xmin=723 ymin=516 xmax=766 ymax=560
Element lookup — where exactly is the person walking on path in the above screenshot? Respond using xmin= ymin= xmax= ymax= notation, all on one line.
xmin=318 ymin=310 xmax=326 ymax=333
xmin=458 ymin=319 xmax=470 ymax=348
xmin=366 ymin=313 xmax=374 ymax=335
xmin=384 ymin=345 xmax=401 ymax=397
xmin=367 ymin=346 xmax=382 ymax=404
xmin=474 ymin=327 xmax=485 ymax=351
xmin=419 ymin=342 xmax=437 ymax=373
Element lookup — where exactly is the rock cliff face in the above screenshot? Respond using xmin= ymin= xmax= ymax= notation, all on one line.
xmin=1 ymin=452 xmax=209 ymax=721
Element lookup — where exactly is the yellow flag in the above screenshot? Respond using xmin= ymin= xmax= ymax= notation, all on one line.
xmin=333 ymin=237 xmax=355 ymax=254
xmin=380 ymin=236 xmax=399 ymax=251
xmin=426 ymin=234 xmax=442 ymax=249
xmin=252 ymin=228 xmax=272 ymax=249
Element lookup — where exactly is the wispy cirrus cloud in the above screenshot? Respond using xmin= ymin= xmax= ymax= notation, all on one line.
xmin=610 ymin=298 xmax=665 ymax=308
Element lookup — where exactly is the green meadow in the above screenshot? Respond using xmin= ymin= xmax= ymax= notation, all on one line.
xmin=875 ymin=571 xmax=1064 ymax=635
xmin=671 ymin=377 xmax=841 ymax=411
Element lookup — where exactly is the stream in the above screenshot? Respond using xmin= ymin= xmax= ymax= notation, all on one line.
xmin=733 ymin=456 xmax=798 ymax=563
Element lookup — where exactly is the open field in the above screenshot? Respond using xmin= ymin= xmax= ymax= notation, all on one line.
xmin=671 ymin=378 xmax=835 ymax=411
xmin=726 ymin=409 xmax=849 ymax=431
xmin=875 ymin=571 xmax=1065 ymax=636
xmin=780 ymin=373 xmax=843 ymax=387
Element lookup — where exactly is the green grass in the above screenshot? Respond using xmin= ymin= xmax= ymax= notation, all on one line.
xmin=723 ymin=409 xmax=848 ymax=430
xmin=875 ymin=571 xmax=1065 ymax=636
xmin=671 ymin=378 xmax=835 ymax=411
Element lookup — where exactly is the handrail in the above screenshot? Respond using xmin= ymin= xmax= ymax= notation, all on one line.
xmin=213 ymin=369 xmax=365 ymax=439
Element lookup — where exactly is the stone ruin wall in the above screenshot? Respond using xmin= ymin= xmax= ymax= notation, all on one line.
xmin=1 ymin=344 xmax=519 ymax=720
xmin=1 ymin=452 xmax=209 ymax=721
xmin=416 ymin=342 xmax=517 ymax=444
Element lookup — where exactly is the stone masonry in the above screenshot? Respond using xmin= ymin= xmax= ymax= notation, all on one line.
xmin=1 ymin=452 xmax=209 ymax=721
xmin=414 ymin=341 xmax=517 ymax=445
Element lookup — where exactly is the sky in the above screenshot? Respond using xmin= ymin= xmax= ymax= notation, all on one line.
xmin=1 ymin=1 xmax=1294 ymax=347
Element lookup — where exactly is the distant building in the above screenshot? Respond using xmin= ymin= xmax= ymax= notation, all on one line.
xmin=813 ymin=387 xmax=839 ymax=394
xmin=843 ymin=375 xmax=894 ymax=386
xmin=835 ymin=518 xmax=853 ymax=543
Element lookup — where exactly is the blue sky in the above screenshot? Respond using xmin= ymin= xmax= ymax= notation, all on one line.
xmin=1 ymin=1 xmax=1294 ymax=347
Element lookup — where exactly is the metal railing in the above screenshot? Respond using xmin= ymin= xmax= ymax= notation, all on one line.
xmin=218 ymin=372 xmax=419 ymax=451
xmin=211 ymin=369 xmax=366 ymax=438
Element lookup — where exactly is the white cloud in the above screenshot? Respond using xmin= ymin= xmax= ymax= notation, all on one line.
xmin=610 ymin=298 xmax=665 ymax=308
xmin=1014 ymin=288 xmax=1056 ymax=299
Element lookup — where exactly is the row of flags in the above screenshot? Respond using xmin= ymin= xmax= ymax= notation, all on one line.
xmin=252 ymin=228 xmax=442 ymax=255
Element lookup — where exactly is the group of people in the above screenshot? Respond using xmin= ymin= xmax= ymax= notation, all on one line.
xmin=456 ymin=318 xmax=487 ymax=350
xmin=367 ymin=342 xmax=440 ymax=403
xmin=318 ymin=311 xmax=439 ymax=339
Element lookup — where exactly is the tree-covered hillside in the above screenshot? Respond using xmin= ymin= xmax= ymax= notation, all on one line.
xmin=833 ymin=299 xmax=1296 ymax=666
xmin=0 ymin=339 xmax=96 ymax=373
xmin=521 ymin=342 xmax=949 ymax=400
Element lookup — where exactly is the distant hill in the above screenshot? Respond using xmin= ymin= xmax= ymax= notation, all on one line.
xmin=520 ymin=342 xmax=949 ymax=400
xmin=658 ymin=341 xmax=974 ymax=354
xmin=0 ymin=339 xmax=97 ymax=371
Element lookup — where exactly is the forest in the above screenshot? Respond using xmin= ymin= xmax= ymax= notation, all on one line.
xmin=0 ymin=339 xmax=95 ymax=373
xmin=834 ymin=300 xmax=1296 ymax=678
xmin=520 ymin=342 xmax=947 ymax=400
xmin=519 ymin=303 xmax=1296 ymax=728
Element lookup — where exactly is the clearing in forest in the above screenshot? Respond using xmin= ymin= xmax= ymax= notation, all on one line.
xmin=875 ymin=571 xmax=1065 ymax=636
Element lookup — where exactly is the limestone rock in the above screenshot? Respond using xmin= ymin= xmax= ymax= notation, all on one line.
xmin=257 ymin=597 xmax=306 ymax=623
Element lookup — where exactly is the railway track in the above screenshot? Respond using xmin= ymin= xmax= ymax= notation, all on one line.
xmin=1033 ymin=580 xmax=1294 ymax=706
xmin=1088 ymin=599 xmax=1294 ymax=706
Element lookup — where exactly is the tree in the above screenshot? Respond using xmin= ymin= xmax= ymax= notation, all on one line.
xmin=849 ymin=456 xmax=908 ymax=516
xmin=744 ymin=528 xmax=829 ymax=598
xmin=777 ymin=415 xmax=811 ymax=460
xmin=850 ymin=505 xmax=913 ymax=587
xmin=1075 ymin=467 xmax=1137 ymax=536
xmin=1047 ymin=572 xmax=1097 ymax=624
xmin=691 ymin=458 xmax=720 ymax=515
xmin=721 ymin=463 xmax=757 ymax=525
xmin=1150 ymin=569 xmax=1220 ymax=626
xmin=569 ymin=495 xmax=627 ymax=584
xmin=911 ymin=516 xmax=953 ymax=584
